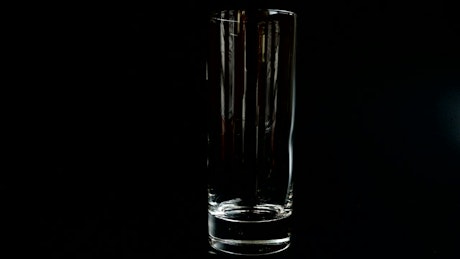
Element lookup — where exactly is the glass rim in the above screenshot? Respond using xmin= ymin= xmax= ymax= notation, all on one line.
xmin=210 ymin=9 xmax=297 ymax=18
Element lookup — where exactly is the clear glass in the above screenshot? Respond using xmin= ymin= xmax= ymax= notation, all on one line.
xmin=206 ymin=9 xmax=297 ymax=256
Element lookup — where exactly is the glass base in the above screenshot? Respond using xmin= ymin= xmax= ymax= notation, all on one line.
xmin=208 ymin=203 xmax=292 ymax=256
xmin=209 ymin=235 xmax=290 ymax=256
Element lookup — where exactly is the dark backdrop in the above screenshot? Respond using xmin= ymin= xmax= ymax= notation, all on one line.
xmin=39 ymin=1 xmax=459 ymax=258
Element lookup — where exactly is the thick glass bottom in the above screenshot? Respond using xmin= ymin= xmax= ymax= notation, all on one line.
xmin=209 ymin=234 xmax=290 ymax=256
xmin=208 ymin=203 xmax=291 ymax=256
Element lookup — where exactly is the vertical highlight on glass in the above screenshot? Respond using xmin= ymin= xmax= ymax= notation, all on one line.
xmin=206 ymin=9 xmax=297 ymax=256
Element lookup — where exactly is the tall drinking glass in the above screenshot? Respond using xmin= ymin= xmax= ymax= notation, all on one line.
xmin=206 ymin=9 xmax=297 ymax=255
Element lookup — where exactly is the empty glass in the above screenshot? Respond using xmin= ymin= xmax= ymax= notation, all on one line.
xmin=206 ymin=9 xmax=297 ymax=255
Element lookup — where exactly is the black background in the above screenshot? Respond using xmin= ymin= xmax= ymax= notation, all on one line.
xmin=38 ymin=1 xmax=459 ymax=258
